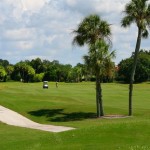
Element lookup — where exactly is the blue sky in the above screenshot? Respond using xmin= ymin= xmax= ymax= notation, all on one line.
xmin=0 ymin=0 xmax=149 ymax=66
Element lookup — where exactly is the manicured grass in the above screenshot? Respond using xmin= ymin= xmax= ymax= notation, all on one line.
xmin=0 ymin=82 xmax=150 ymax=150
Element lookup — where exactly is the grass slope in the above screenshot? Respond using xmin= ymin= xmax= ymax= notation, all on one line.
xmin=0 ymin=82 xmax=150 ymax=150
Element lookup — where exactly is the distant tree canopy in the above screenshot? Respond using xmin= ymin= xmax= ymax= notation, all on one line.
xmin=0 ymin=58 xmax=75 ymax=82
xmin=13 ymin=62 xmax=35 ymax=82
xmin=117 ymin=50 xmax=150 ymax=83
xmin=0 ymin=50 xmax=149 ymax=83
xmin=0 ymin=59 xmax=9 ymax=67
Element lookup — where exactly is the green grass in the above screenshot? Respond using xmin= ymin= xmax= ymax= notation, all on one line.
xmin=0 ymin=82 xmax=150 ymax=150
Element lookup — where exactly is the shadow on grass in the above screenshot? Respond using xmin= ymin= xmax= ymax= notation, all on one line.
xmin=28 ymin=109 xmax=96 ymax=122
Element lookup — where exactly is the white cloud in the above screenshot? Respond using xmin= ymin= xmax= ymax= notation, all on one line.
xmin=21 ymin=0 xmax=46 ymax=12
xmin=4 ymin=0 xmax=47 ymax=12
xmin=64 ymin=0 xmax=130 ymax=17
xmin=4 ymin=28 xmax=36 ymax=41
xmin=96 ymin=0 xmax=129 ymax=13
xmin=66 ymin=0 xmax=77 ymax=6
xmin=15 ymin=41 xmax=34 ymax=50
xmin=0 ymin=14 xmax=6 ymax=24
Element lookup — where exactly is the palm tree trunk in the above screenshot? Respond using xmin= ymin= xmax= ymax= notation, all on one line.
xmin=129 ymin=28 xmax=142 ymax=116
xmin=96 ymin=75 xmax=100 ymax=117
xmin=96 ymin=74 xmax=104 ymax=117
xmin=99 ymin=80 xmax=104 ymax=116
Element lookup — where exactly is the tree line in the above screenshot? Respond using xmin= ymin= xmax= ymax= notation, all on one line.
xmin=0 ymin=49 xmax=149 ymax=83
xmin=0 ymin=57 xmax=115 ymax=83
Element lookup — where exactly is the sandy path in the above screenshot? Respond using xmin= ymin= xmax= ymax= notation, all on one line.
xmin=0 ymin=105 xmax=74 ymax=132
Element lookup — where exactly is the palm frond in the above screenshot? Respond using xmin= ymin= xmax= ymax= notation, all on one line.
xmin=72 ymin=35 xmax=85 ymax=46
xmin=121 ymin=15 xmax=134 ymax=27
xmin=142 ymin=28 xmax=149 ymax=38
xmin=72 ymin=14 xmax=112 ymax=47
xmin=121 ymin=0 xmax=150 ymax=33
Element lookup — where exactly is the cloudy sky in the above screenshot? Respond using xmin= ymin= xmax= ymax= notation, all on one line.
xmin=0 ymin=0 xmax=149 ymax=66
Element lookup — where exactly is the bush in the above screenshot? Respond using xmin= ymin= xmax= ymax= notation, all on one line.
xmin=33 ymin=73 xmax=44 ymax=82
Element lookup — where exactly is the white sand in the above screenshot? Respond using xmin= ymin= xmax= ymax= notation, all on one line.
xmin=0 ymin=105 xmax=74 ymax=132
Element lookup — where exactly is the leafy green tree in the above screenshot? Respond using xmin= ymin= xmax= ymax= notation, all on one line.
xmin=67 ymin=67 xmax=79 ymax=82
xmin=121 ymin=0 xmax=150 ymax=116
xmin=14 ymin=62 xmax=35 ymax=82
xmin=0 ymin=66 xmax=7 ymax=81
xmin=0 ymin=59 xmax=9 ymax=67
xmin=118 ymin=50 xmax=150 ymax=83
xmin=33 ymin=73 xmax=44 ymax=82
xmin=42 ymin=59 xmax=51 ymax=71
xmin=59 ymin=64 xmax=72 ymax=82
xmin=67 ymin=63 xmax=85 ymax=82
xmin=117 ymin=58 xmax=133 ymax=82
xmin=6 ymin=65 xmax=14 ymax=81
xmin=26 ymin=65 xmax=35 ymax=82
xmin=43 ymin=69 xmax=56 ymax=81
xmin=74 ymin=66 xmax=82 ymax=82
xmin=30 ymin=58 xmax=45 ymax=74
xmin=73 ymin=14 xmax=112 ymax=117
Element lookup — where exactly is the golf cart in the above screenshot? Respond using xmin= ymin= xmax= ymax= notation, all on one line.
xmin=43 ymin=81 xmax=48 ymax=89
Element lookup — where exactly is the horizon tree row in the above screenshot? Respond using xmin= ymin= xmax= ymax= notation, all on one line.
xmin=0 ymin=57 xmax=116 ymax=83
xmin=0 ymin=49 xmax=149 ymax=83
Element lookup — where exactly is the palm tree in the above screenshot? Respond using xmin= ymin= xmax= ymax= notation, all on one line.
xmin=121 ymin=0 xmax=150 ymax=116
xmin=83 ymin=40 xmax=115 ymax=116
xmin=72 ymin=14 xmax=112 ymax=117
xmin=73 ymin=15 xmax=111 ymax=46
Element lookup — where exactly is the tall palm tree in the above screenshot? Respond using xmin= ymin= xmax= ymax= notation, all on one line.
xmin=72 ymin=14 xmax=112 ymax=117
xmin=83 ymin=40 xmax=115 ymax=116
xmin=121 ymin=0 xmax=150 ymax=116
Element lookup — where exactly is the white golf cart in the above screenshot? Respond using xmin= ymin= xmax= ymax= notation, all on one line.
xmin=43 ymin=81 xmax=48 ymax=89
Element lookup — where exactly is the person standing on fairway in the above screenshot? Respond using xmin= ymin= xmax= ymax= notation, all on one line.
xmin=56 ymin=81 xmax=58 ymax=88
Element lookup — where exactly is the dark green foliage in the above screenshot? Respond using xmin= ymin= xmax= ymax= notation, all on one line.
xmin=0 ymin=59 xmax=9 ymax=67
xmin=0 ymin=58 xmax=88 ymax=83
xmin=30 ymin=58 xmax=45 ymax=74
xmin=117 ymin=50 xmax=150 ymax=83
xmin=13 ymin=62 xmax=35 ymax=82
xmin=5 ymin=65 xmax=14 ymax=81
xmin=0 ymin=65 xmax=7 ymax=81
xmin=32 ymin=73 xmax=44 ymax=82
xmin=43 ymin=71 xmax=56 ymax=81
xmin=117 ymin=58 xmax=133 ymax=82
